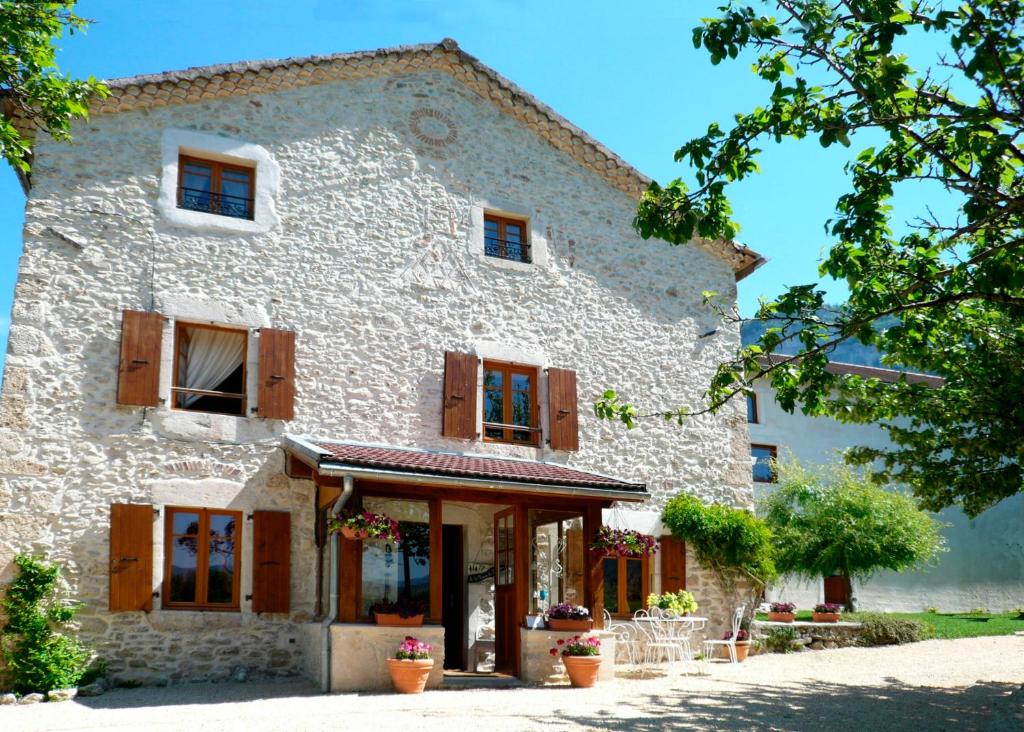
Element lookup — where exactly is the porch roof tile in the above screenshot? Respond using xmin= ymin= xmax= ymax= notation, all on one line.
xmin=294 ymin=439 xmax=647 ymax=493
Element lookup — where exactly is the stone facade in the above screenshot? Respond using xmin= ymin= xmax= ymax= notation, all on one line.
xmin=0 ymin=47 xmax=753 ymax=685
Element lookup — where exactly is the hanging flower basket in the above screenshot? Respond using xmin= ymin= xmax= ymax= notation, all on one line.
xmin=328 ymin=511 xmax=401 ymax=544
xmin=588 ymin=526 xmax=657 ymax=558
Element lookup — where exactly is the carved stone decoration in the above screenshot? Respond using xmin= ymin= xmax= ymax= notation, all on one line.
xmin=394 ymin=206 xmax=479 ymax=293
xmin=408 ymin=107 xmax=459 ymax=153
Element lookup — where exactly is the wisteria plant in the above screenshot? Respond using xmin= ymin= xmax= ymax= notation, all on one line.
xmin=328 ymin=511 xmax=401 ymax=544
xmin=546 ymin=603 xmax=591 ymax=621
xmin=548 ymin=634 xmax=601 ymax=658
xmin=395 ymin=636 xmax=431 ymax=661
xmin=589 ymin=527 xmax=657 ymax=558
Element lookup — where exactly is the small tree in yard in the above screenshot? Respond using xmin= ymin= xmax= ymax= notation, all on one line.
xmin=1 ymin=554 xmax=90 ymax=695
xmin=759 ymin=460 xmax=945 ymax=611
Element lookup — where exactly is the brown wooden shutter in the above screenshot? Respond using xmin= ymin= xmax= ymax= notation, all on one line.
xmin=547 ymin=367 xmax=579 ymax=451
xmin=258 ymin=328 xmax=296 ymax=420
xmin=660 ymin=535 xmax=686 ymax=592
xmin=116 ymin=310 xmax=164 ymax=407
xmin=252 ymin=511 xmax=291 ymax=614
xmin=109 ymin=503 xmax=153 ymax=612
xmin=442 ymin=351 xmax=478 ymax=439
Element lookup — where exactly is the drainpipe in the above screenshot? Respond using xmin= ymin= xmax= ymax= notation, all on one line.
xmin=321 ymin=474 xmax=353 ymax=693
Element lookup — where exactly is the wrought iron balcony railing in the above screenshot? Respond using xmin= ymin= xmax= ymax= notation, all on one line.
xmin=177 ymin=186 xmax=254 ymax=220
xmin=484 ymin=235 xmax=531 ymax=264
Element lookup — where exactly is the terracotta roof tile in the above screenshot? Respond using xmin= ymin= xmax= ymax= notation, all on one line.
xmin=303 ymin=440 xmax=646 ymax=492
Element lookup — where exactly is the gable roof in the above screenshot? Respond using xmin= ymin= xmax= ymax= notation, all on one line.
xmin=67 ymin=39 xmax=763 ymax=280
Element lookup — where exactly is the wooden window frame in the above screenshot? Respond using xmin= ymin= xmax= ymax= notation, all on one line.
xmin=747 ymin=393 xmax=760 ymax=424
xmin=163 ymin=506 xmax=242 ymax=611
xmin=482 ymin=360 xmax=541 ymax=446
xmin=602 ymin=554 xmax=650 ymax=619
xmin=176 ymin=154 xmax=256 ymax=220
xmin=751 ymin=443 xmax=778 ymax=483
xmin=171 ymin=321 xmax=248 ymax=416
xmin=483 ymin=213 xmax=531 ymax=264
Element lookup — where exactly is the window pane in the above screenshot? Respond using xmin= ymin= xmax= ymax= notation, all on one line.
xmin=603 ymin=558 xmax=619 ymax=614
xmin=511 ymin=391 xmax=531 ymax=427
xmin=511 ymin=373 xmax=531 ymax=391
xmin=626 ymin=559 xmax=643 ymax=613
xmin=170 ymin=538 xmax=198 ymax=603
xmin=484 ymin=368 xmax=503 ymax=388
xmin=504 ymin=223 xmax=522 ymax=243
xmin=209 ymin=514 xmax=235 ymax=536
xmin=172 ymin=512 xmax=200 ymax=536
xmin=484 ymin=388 xmax=504 ymax=424
xmin=747 ymin=395 xmax=758 ymax=423
xmin=207 ymin=534 xmax=235 ymax=604
xmin=361 ymin=521 xmax=431 ymax=616
xmin=752 ymin=446 xmax=776 ymax=482
xmin=182 ymin=163 xmax=212 ymax=191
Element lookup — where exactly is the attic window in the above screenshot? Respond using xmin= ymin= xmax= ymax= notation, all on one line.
xmin=172 ymin=323 xmax=247 ymax=416
xmin=177 ymin=155 xmax=255 ymax=220
xmin=484 ymin=214 xmax=530 ymax=264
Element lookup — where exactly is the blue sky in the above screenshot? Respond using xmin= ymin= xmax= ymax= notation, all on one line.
xmin=0 ymin=0 xmax=886 ymax=371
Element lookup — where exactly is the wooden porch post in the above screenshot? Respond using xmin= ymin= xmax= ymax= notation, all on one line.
xmin=583 ymin=502 xmax=604 ymax=629
xmin=513 ymin=503 xmax=529 ymax=676
xmin=429 ymin=498 xmax=443 ymax=622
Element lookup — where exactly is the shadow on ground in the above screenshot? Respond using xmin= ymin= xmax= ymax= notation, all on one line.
xmin=73 ymin=679 xmax=320 ymax=710
xmin=536 ymin=678 xmax=1024 ymax=732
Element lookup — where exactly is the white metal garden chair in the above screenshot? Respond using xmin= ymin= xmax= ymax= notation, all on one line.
xmin=634 ymin=608 xmax=687 ymax=674
xmin=702 ymin=605 xmax=746 ymax=664
xmin=603 ymin=609 xmax=641 ymax=665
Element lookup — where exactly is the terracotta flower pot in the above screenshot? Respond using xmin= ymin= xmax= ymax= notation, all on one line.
xmin=386 ymin=658 xmax=433 ymax=694
xmin=547 ymin=618 xmax=594 ymax=632
xmin=375 ymin=613 xmax=424 ymax=627
xmin=340 ymin=526 xmax=368 ymax=541
xmin=812 ymin=612 xmax=841 ymax=623
xmin=561 ymin=655 xmax=602 ymax=688
xmin=768 ymin=612 xmax=796 ymax=623
xmin=722 ymin=641 xmax=751 ymax=662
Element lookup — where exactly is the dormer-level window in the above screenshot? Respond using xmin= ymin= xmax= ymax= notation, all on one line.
xmin=177 ymin=155 xmax=255 ymax=220
xmin=484 ymin=214 xmax=530 ymax=264
xmin=172 ymin=323 xmax=247 ymax=416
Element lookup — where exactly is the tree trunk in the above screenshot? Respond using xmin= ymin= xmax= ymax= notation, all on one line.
xmin=843 ymin=573 xmax=855 ymax=613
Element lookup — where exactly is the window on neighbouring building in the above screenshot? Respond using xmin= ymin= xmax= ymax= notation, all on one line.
xmin=483 ymin=360 xmax=540 ymax=445
xmin=751 ymin=444 xmax=778 ymax=483
xmin=177 ymin=154 xmax=255 ymax=220
xmin=172 ymin=323 xmax=247 ymax=416
xmin=484 ymin=214 xmax=530 ymax=264
xmin=603 ymin=556 xmax=648 ymax=617
xmin=164 ymin=507 xmax=241 ymax=610
xmin=747 ymin=393 xmax=759 ymax=423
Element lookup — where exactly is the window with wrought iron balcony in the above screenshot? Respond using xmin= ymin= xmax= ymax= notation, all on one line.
xmin=484 ymin=214 xmax=531 ymax=264
xmin=177 ymin=155 xmax=255 ymax=220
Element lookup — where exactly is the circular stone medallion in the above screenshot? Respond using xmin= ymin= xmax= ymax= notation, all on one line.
xmin=409 ymin=108 xmax=459 ymax=150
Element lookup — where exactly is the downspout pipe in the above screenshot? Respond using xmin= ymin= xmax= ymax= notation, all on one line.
xmin=321 ymin=474 xmax=353 ymax=693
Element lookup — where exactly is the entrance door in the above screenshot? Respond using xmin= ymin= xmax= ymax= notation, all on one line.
xmin=493 ymin=507 xmax=516 ymax=674
xmin=441 ymin=524 xmax=466 ymax=670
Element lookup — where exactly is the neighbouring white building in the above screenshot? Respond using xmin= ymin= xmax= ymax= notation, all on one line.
xmin=0 ymin=40 xmax=765 ymax=690
xmin=749 ymin=362 xmax=1024 ymax=613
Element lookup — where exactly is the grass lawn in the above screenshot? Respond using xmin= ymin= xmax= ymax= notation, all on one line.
xmin=756 ymin=610 xmax=1024 ymax=639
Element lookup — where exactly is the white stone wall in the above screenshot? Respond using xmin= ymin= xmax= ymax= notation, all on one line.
xmin=751 ymin=380 xmax=1024 ymax=613
xmin=0 ymin=68 xmax=751 ymax=684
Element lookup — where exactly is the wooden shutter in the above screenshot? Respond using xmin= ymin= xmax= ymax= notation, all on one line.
xmin=258 ymin=328 xmax=296 ymax=420
xmin=252 ymin=511 xmax=291 ymax=614
xmin=442 ymin=351 xmax=478 ymax=439
xmin=109 ymin=503 xmax=153 ymax=612
xmin=660 ymin=535 xmax=686 ymax=592
xmin=547 ymin=367 xmax=579 ymax=451
xmin=116 ymin=310 xmax=164 ymax=407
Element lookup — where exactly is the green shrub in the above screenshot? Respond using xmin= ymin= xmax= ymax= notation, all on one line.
xmin=662 ymin=494 xmax=776 ymax=590
xmin=764 ymin=626 xmax=799 ymax=653
xmin=1 ymin=555 xmax=91 ymax=694
xmin=857 ymin=613 xmax=935 ymax=646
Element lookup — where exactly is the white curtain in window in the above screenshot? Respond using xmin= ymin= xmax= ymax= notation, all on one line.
xmin=179 ymin=328 xmax=245 ymax=406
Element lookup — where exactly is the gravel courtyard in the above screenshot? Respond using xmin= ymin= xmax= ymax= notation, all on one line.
xmin=4 ymin=636 xmax=1022 ymax=732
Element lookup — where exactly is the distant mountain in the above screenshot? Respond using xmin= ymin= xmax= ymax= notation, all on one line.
xmin=740 ymin=310 xmax=889 ymax=368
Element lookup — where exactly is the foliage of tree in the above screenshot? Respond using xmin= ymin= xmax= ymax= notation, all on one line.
xmin=0 ymin=554 xmax=90 ymax=694
xmin=661 ymin=493 xmax=777 ymax=597
xmin=1 ymin=1 xmax=107 ymax=172
xmin=759 ymin=460 xmax=945 ymax=610
xmin=596 ymin=1 xmax=1024 ymax=518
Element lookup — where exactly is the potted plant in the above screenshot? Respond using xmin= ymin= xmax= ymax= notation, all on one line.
xmin=549 ymin=635 xmax=602 ymax=688
xmin=545 ymin=603 xmax=593 ymax=631
xmin=812 ymin=603 xmax=842 ymax=622
xmin=768 ymin=602 xmax=796 ymax=622
xmin=588 ymin=526 xmax=657 ymax=558
xmin=721 ymin=629 xmax=751 ymax=662
xmin=386 ymin=636 xmax=433 ymax=694
xmin=371 ymin=597 xmax=426 ymax=626
xmin=328 ymin=511 xmax=401 ymax=543
xmin=646 ymin=590 xmax=698 ymax=617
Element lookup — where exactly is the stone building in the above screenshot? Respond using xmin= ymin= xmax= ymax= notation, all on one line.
xmin=0 ymin=40 xmax=763 ymax=690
